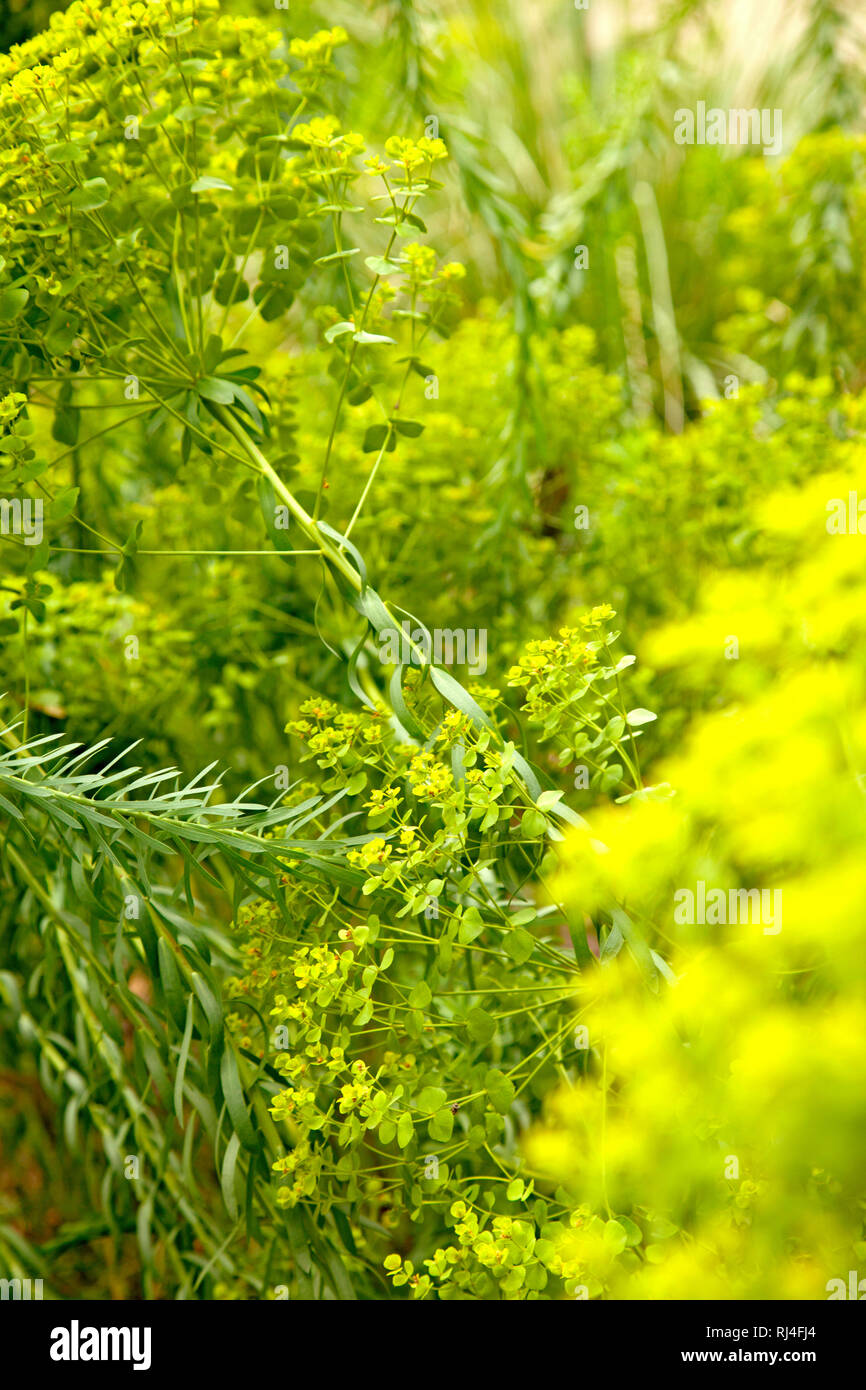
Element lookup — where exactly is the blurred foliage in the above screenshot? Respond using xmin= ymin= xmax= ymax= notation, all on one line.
xmin=528 ymin=459 xmax=866 ymax=1298
xmin=0 ymin=0 xmax=864 ymax=1301
xmin=0 ymin=0 xmax=70 ymax=51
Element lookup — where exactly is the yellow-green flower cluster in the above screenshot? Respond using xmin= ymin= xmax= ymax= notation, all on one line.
xmin=0 ymin=391 xmax=26 ymax=426
xmin=383 ymin=135 xmax=449 ymax=177
xmin=406 ymin=750 xmax=452 ymax=800
xmin=527 ymin=470 xmax=866 ymax=1298
xmin=388 ymin=1202 xmax=558 ymax=1300
xmin=289 ymin=26 xmax=348 ymax=67
xmin=272 ymin=1136 xmax=323 ymax=1208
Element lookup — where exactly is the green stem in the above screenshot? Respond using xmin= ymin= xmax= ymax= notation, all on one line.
xmin=21 ymin=606 xmax=30 ymax=744
xmin=208 ymin=403 xmax=362 ymax=590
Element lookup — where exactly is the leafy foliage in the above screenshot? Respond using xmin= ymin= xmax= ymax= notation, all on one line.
xmin=0 ymin=0 xmax=864 ymax=1303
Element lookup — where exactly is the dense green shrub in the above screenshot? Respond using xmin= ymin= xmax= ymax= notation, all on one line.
xmin=0 ymin=0 xmax=864 ymax=1303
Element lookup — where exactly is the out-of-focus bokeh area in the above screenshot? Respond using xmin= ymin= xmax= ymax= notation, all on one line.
xmin=1 ymin=0 xmax=865 ymax=1300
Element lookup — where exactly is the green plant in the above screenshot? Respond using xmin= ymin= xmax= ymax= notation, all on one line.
xmin=0 ymin=0 xmax=657 ymax=1299
xmin=2 ymin=0 xmax=865 ymax=1307
xmin=529 ymin=459 xmax=866 ymax=1299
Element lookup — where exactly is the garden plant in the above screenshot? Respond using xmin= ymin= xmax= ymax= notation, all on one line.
xmin=0 ymin=0 xmax=864 ymax=1312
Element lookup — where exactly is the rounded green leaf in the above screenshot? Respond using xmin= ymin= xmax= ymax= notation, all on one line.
xmin=67 ymin=178 xmax=109 ymax=211
xmin=408 ymin=980 xmax=432 ymax=1009
xmin=0 ymin=287 xmax=29 ymax=320
xmin=429 ymin=1109 xmax=454 ymax=1142
xmin=626 ymin=708 xmax=657 ymax=726
xmin=417 ymin=1086 xmax=446 ymax=1113
xmin=503 ymin=928 xmax=534 ymax=965
xmin=190 ymin=176 xmax=233 ymax=194
xmin=485 ymin=1068 xmax=515 ymax=1115
xmin=466 ymin=1007 xmax=495 ymax=1044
